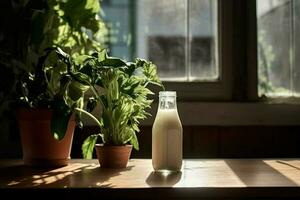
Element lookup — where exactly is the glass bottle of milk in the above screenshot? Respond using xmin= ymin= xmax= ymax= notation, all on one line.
xmin=152 ymin=91 xmax=182 ymax=171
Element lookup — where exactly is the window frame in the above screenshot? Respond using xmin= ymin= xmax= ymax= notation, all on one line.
xmin=160 ymin=0 xmax=300 ymax=102
xmin=144 ymin=0 xmax=300 ymax=126
xmin=145 ymin=0 xmax=255 ymax=102
xmin=83 ymin=0 xmax=300 ymax=127
xmin=148 ymin=0 xmax=234 ymax=101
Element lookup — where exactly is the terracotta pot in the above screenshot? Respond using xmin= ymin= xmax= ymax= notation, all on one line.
xmin=17 ymin=108 xmax=75 ymax=167
xmin=95 ymin=144 xmax=132 ymax=168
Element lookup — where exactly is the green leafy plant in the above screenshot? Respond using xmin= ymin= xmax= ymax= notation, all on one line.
xmin=0 ymin=0 xmax=107 ymax=140
xmin=20 ymin=47 xmax=94 ymax=140
xmin=76 ymin=52 xmax=163 ymax=159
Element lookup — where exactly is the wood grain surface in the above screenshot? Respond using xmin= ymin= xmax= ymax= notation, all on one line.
xmin=1 ymin=159 xmax=300 ymax=199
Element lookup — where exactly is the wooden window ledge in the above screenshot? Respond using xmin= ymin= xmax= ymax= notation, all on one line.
xmin=1 ymin=159 xmax=300 ymax=199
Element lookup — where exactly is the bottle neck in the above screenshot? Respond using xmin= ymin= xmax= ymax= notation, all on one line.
xmin=159 ymin=96 xmax=177 ymax=110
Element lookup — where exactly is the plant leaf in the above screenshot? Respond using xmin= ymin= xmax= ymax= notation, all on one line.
xmin=68 ymin=80 xmax=90 ymax=101
xmin=130 ymin=132 xmax=139 ymax=150
xmin=98 ymin=57 xmax=127 ymax=68
xmin=51 ymin=103 xmax=72 ymax=141
xmin=82 ymin=134 xmax=98 ymax=159
xmin=71 ymin=72 xmax=92 ymax=85
xmin=60 ymin=0 xmax=100 ymax=30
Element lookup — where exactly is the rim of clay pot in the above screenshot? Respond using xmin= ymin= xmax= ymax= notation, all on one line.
xmin=95 ymin=144 xmax=133 ymax=148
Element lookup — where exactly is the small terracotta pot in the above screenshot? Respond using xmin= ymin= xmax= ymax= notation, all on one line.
xmin=17 ymin=108 xmax=75 ymax=167
xmin=95 ymin=144 xmax=132 ymax=168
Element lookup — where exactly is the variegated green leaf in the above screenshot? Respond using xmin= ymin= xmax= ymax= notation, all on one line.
xmin=82 ymin=134 xmax=98 ymax=159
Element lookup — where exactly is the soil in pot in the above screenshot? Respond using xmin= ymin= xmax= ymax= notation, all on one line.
xmin=95 ymin=144 xmax=132 ymax=168
xmin=17 ymin=108 xmax=75 ymax=167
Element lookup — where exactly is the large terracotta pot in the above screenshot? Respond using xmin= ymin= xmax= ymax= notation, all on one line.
xmin=95 ymin=144 xmax=132 ymax=168
xmin=17 ymin=108 xmax=75 ymax=167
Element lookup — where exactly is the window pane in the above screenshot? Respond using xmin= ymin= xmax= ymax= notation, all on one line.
xmin=136 ymin=0 xmax=187 ymax=80
xmin=102 ymin=0 xmax=134 ymax=60
xmin=257 ymin=0 xmax=299 ymax=97
xmin=102 ymin=0 xmax=219 ymax=82
xmin=189 ymin=0 xmax=218 ymax=81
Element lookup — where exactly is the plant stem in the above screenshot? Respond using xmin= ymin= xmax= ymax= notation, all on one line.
xmin=74 ymin=107 xmax=101 ymax=129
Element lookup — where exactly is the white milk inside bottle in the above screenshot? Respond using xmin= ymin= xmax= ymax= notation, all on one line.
xmin=152 ymin=91 xmax=182 ymax=171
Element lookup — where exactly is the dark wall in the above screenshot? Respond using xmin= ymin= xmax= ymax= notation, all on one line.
xmin=1 ymin=123 xmax=299 ymax=159
xmin=71 ymin=125 xmax=300 ymax=159
xmin=0 ymin=112 xmax=22 ymax=158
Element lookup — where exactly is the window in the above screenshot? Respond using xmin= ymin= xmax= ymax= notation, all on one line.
xmin=257 ymin=0 xmax=300 ymax=98
xmin=103 ymin=0 xmax=218 ymax=82
xmin=101 ymin=0 xmax=300 ymax=102
xmin=84 ymin=0 xmax=300 ymax=126
xmin=136 ymin=0 xmax=218 ymax=81
xmin=102 ymin=0 xmax=230 ymax=100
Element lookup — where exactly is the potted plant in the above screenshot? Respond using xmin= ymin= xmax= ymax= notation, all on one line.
xmin=78 ymin=51 xmax=163 ymax=168
xmin=17 ymin=47 xmax=95 ymax=166
xmin=0 ymin=0 xmax=106 ymax=166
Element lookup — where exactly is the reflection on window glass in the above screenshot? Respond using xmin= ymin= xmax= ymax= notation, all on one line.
xmin=189 ymin=0 xmax=218 ymax=81
xmin=257 ymin=0 xmax=300 ymax=97
xmin=102 ymin=0 xmax=218 ymax=82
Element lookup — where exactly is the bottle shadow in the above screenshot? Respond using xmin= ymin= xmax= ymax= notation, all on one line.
xmin=146 ymin=171 xmax=182 ymax=187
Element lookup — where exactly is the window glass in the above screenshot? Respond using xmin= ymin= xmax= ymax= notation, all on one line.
xmin=257 ymin=0 xmax=300 ymax=97
xmin=102 ymin=0 xmax=218 ymax=82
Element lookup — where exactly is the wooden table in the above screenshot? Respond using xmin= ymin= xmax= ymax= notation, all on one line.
xmin=1 ymin=159 xmax=300 ymax=199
